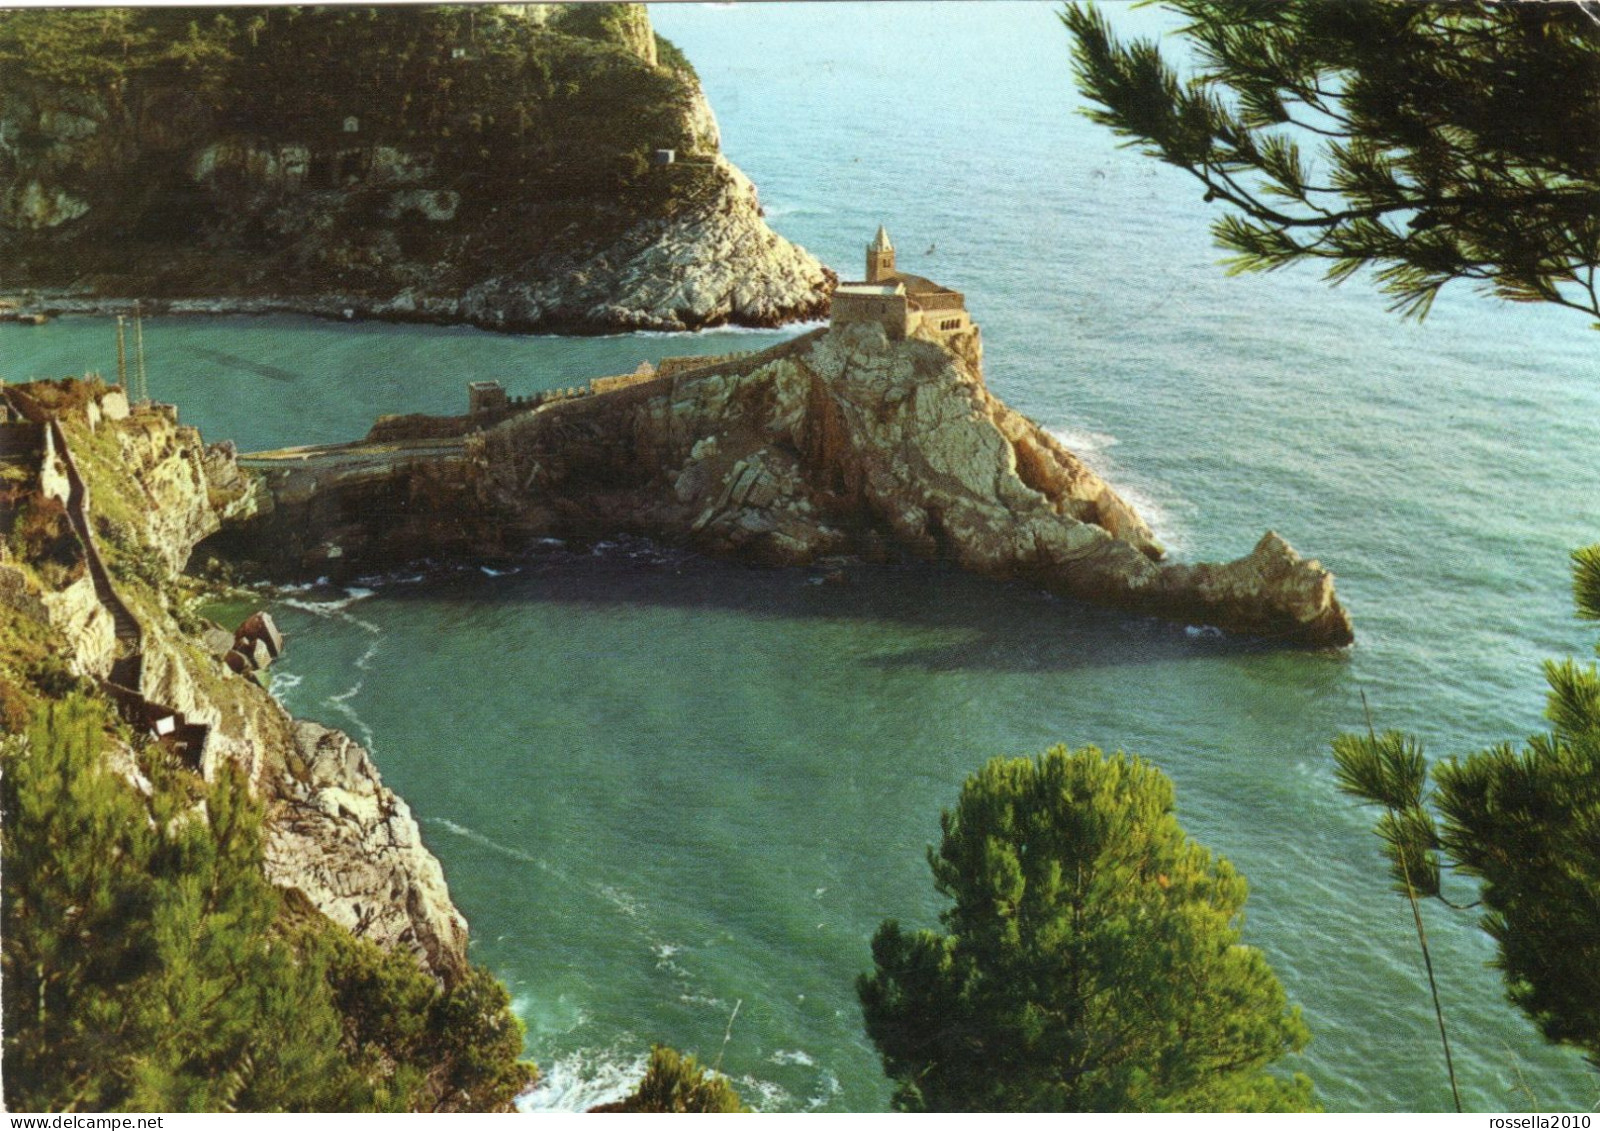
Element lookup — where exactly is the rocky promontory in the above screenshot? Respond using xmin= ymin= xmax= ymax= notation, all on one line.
xmin=219 ymin=320 xmax=1353 ymax=646
xmin=0 ymin=5 xmax=832 ymax=332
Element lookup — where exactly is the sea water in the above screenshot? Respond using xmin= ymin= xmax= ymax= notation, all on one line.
xmin=4 ymin=2 xmax=1597 ymax=1111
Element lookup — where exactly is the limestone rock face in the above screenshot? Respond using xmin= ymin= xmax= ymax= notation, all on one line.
xmin=1 ymin=7 xmax=830 ymax=334
xmin=2 ymin=180 xmax=90 ymax=229
xmin=7 ymin=380 xmax=470 ymax=977
xmin=227 ymin=322 xmax=1350 ymax=643
xmin=469 ymin=322 xmax=1351 ymax=644
xmin=110 ymin=415 xmax=225 ymax=575
xmin=35 ymin=573 xmax=115 ymax=680
xmin=453 ymin=157 xmax=833 ymax=333
xmin=263 ymin=721 xmax=469 ymax=977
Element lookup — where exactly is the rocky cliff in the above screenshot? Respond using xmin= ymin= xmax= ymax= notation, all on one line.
xmin=0 ymin=5 xmax=831 ymax=332
xmin=220 ymin=321 xmax=1353 ymax=646
xmin=0 ymin=378 xmax=468 ymax=978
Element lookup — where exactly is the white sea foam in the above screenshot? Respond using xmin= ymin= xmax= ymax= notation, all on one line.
xmin=480 ymin=565 xmax=521 ymax=577
xmin=430 ymin=817 xmax=549 ymax=869
xmin=768 ymin=1048 xmax=816 ymax=1068
xmin=280 ymin=588 xmax=372 ymax=614
xmin=596 ymin=882 xmax=643 ymax=919
xmin=650 ymin=942 xmax=693 ymax=980
xmin=678 ymin=991 xmax=727 ymax=1010
xmin=516 ymin=1048 xmax=648 ymax=1113
xmin=806 ymin=1069 xmax=844 ymax=1110
xmin=1048 ymin=426 xmax=1119 ymax=457
xmin=734 ymin=1075 xmax=792 ymax=1113
xmin=1045 ymin=426 xmax=1189 ymax=553
xmin=325 ymin=679 xmax=375 ymax=750
xmin=630 ymin=319 xmax=822 ymax=339
xmin=761 ymin=202 xmax=830 ymax=220
xmin=278 ymin=585 xmax=380 ymax=630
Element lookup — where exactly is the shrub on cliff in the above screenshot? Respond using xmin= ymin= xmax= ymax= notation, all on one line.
xmin=590 ymin=1046 xmax=747 ymax=1113
xmin=859 ymin=745 xmax=1316 ymax=1112
xmin=0 ymin=694 xmax=534 ymax=1112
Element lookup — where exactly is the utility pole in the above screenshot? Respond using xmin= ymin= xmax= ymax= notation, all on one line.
xmin=134 ymin=302 xmax=148 ymax=405
xmin=115 ymin=315 xmax=128 ymax=387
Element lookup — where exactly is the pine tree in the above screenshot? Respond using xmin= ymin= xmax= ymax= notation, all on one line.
xmin=2 ymin=697 xmax=160 ymax=1110
xmin=1065 ymin=1 xmax=1600 ymax=323
xmin=0 ymin=698 xmax=360 ymax=1110
xmin=1335 ymin=546 xmax=1600 ymax=1071
xmin=1 ymin=695 xmax=536 ymax=1112
xmin=859 ymin=745 xmax=1316 ymax=1113
xmin=423 ymin=965 xmax=537 ymax=1111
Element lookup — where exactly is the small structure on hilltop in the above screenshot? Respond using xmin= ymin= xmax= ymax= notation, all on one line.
xmin=468 ymin=380 xmax=509 ymax=416
xmin=831 ymin=225 xmax=974 ymax=342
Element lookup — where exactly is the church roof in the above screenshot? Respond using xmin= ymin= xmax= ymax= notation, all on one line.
xmin=870 ymin=225 xmax=893 ymax=252
xmin=894 ymin=271 xmax=959 ymax=296
xmin=837 ymin=281 xmax=904 ymax=296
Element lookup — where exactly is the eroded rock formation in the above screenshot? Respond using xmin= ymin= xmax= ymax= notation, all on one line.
xmin=223 ymin=321 xmax=1352 ymax=646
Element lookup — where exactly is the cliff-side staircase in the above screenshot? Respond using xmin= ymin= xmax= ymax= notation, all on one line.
xmin=6 ymin=385 xmax=210 ymax=767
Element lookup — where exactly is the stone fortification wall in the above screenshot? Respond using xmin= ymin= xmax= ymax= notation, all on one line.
xmin=590 ymin=368 xmax=662 ymax=395
xmin=911 ymin=289 xmax=965 ymax=312
xmin=832 ymin=291 xmax=910 ymax=338
xmin=655 ymin=353 xmax=752 ymax=379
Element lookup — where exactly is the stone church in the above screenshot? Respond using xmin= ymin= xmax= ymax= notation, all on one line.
xmin=830 ymin=226 xmax=974 ymax=341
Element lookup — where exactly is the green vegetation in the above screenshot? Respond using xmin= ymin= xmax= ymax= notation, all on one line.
xmin=859 ymin=745 xmax=1316 ymax=1113
xmin=1335 ymin=546 xmax=1600 ymax=1073
xmin=0 ymin=6 xmax=714 ymax=291
xmin=654 ymin=33 xmax=698 ymax=81
xmin=0 ymin=9 xmax=238 ymax=90
xmin=0 ymin=6 xmax=704 ymax=192
xmin=1065 ymin=1 xmax=1600 ymax=323
xmin=1 ymin=694 xmax=536 ymax=1111
xmin=591 ymin=1046 xmax=747 ymax=1113
xmin=1066 ymin=1 xmax=1600 ymax=1077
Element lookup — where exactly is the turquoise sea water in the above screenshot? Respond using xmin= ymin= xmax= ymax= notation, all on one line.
xmin=5 ymin=2 xmax=1598 ymax=1112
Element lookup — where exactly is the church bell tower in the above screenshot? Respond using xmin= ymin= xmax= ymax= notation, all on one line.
xmin=866 ymin=225 xmax=896 ymax=283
